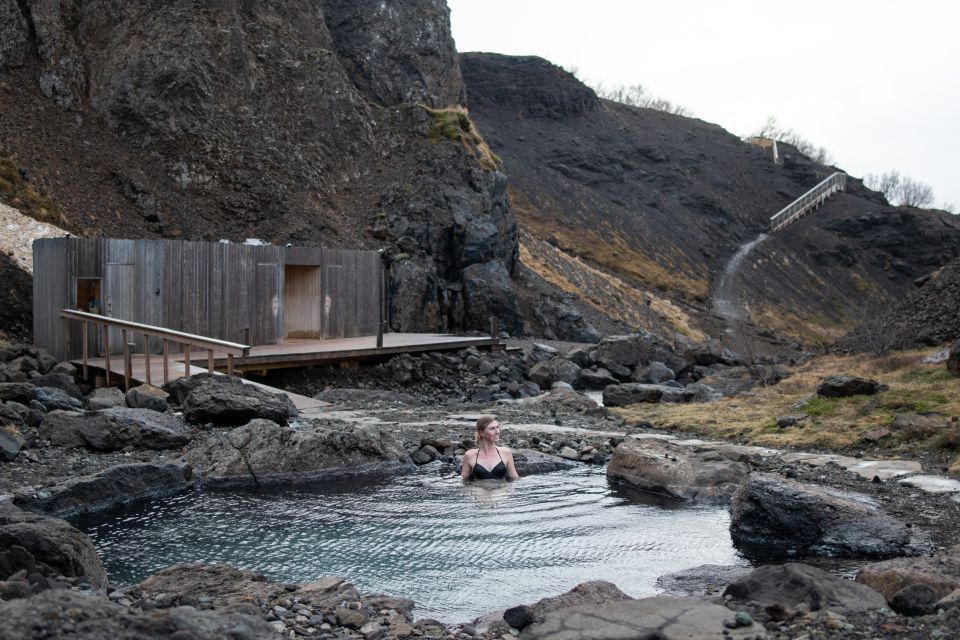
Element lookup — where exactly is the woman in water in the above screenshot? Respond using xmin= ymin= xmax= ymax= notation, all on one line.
xmin=461 ymin=415 xmax=520 ymax=481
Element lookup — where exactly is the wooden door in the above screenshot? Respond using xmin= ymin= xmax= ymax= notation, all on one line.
xmin=104 ymin=263 xmax=134 ymax=353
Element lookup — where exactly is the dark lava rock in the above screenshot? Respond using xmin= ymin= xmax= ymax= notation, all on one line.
xmin=729 ymin=472 xmax=929 ymax=559
xmin=0 ymin=383 xmax=35 ymax=404
xmin=184 ymin=419 xmax=412 ymax=486
xmin=0 ymin=589 xmax=277 ymax=639
xmin=14 ymin=462 xmax=193 ymax=517
xmin=948 ymin=338 xmax=960 ymax=377
xmin=323 ymin=0 xmax=464 ymax=108
xmin=32 ymin=386 xmax=83 ymax=412
xmin=816 ymin=375 xmax=883 ymax=397
xmin=178 ymin=376 xmax=298 ymax=426
xmin=575 ymin=367 xmax=618 ymax=390
xmin=602 ymin=383 xmax=680 ymax=406
xmin=513 ymin=449 xmax=576 ymax=475
xmin=0 ymin=427 xmax=25 ymax=461
xmin=460 ymin=53 xmax=598 ymax=120
xmin=85 ymin=387 xmax=126 ymax=410
xmin=461 ymin=260 xmax=523 ymax=337
xmin=0 ymin=503 xmax=107 ymax=587
xmin=503 ymin=604 xmax=533 ymax=630
xmin=30 ymin=372 xmax=82 ymax=400
xmin=39 ymin=408 xmax=191 ymax=451
xmin=890 ymin=583 xmax=939 ymax=616
xmin=125 ymin=384 xmax=169 ymax=412
xmin=723 ymin=563 xmax=887 ymax=614
xmin=526 ymin=358 xmax=580 ymax=389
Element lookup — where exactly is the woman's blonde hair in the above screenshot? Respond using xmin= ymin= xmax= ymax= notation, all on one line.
xmin=474 ymin=415 xmax=497 ymax=447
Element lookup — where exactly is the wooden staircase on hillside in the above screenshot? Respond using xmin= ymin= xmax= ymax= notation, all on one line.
xmin=769 ymin=172 xmax=847 ymax=232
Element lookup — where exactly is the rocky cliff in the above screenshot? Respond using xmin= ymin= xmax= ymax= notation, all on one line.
xmin=0 ymin=0 xmax=521 ymax=335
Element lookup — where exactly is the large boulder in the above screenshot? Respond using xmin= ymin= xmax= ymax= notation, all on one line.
xmin=38 ymin=408 xmax=192 ymax=451
xmin=14 ymin=462 xmax=193 ymax=517
xmin=680 ymin=339 xmax=740 ymax=367
xmin=519 ymin=383 xmax=599 ymax=413
xmin=126 ymin=384 xmax=169 ymax=412
xmin=184 ymin=419 xmax=413 ymax=486
xmin=0 ymin=426 xmax=25 ymax=461
xmin=526 ymin=358 xmax=581 ymax=389
xmin=816 ymin=375 xmax=883 ymax=397
xmin=0 ymin=590 xmax=278 ymax=639
xmin=729 ymin=473 xmax=929 ymax=558
xmin=856 ymin=544 xmax=960 ymax=607
xmin=575 ymin=367 xmax=618 ymax=390
xmin=173 ymin=376 xmax=298 ymax=426
xmin=504 ymin=581 xmax=631 ymax=631
xmin=607 ymin=439 xmax=752 ymax=503
xmin=519 ymin=596 xmax=759 ymax=640
xmin=724 ymin=563 xmax=887 ymax=614
xmin=85 ymin=387 xmax=126 ymax=410
xmin=0 ymin=503 xmax=107 ymax=587
xmin=602 ymin=383 xmax=681 ymax=406
xmin=513 ymin=449 xmax=577 ymax=475
xmin=948 ymin=338 xmax=960 ymax=377
xmin=592 ymin=334 xmax=685 ymax=375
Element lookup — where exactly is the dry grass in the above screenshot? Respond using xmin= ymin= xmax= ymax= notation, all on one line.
xmin=613 ymin=348 xmax=960 ymax=472
xmin=0 ymin=155 xmax=68 ymax=227
xmin=519 ymin=232 xmax=706 ymax=339
xmin=423 ymin=106 xmax=500 ymax=171
xmin=510 ymin=189 xmax=709 ymax=300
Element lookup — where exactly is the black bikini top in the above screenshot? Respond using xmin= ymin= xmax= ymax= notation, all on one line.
xmin=471 ymin=446 xmax=506 ymax=480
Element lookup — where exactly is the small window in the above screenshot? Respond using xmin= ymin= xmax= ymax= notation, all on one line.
xmin=76 ymin=278 xmax=102 ymax=314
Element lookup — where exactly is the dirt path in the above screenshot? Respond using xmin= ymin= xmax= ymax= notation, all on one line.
xmin=711 ymin=232 xmax=767 ymax=331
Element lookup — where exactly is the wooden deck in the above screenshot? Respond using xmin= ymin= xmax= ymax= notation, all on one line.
xmin=74 ymin=333 xmax=502 ymax=411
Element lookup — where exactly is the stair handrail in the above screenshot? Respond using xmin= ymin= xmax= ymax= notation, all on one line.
xmin=769 ymin=172 xmax=847 ymax=231
xmin=60 ymin=308 xmax=250 ymax=389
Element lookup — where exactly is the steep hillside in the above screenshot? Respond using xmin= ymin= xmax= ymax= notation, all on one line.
xmin=461 ymin=53 xmax=960 ymax=344
xmin=0 ymin=0 xmax=521 ymax=335
xmin=838 ymin=256 xmax=960 ymax=351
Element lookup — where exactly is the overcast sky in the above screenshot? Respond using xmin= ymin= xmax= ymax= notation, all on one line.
xmin=448 ymin=0 xmax=959 ymax=211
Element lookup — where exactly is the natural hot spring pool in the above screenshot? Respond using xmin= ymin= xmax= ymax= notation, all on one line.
xmin=72 ymin=465 xmax=748 ymax=622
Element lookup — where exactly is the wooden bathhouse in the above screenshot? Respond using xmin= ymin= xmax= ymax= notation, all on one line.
xmin=34 ymin=238 xmax=383 ymax=362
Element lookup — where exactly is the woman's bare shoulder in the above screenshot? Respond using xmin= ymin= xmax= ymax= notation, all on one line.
xmin=464 ymin=447 xmax=479 ymax=459
xmin=497 ymin=446 xmax=514 ymax=457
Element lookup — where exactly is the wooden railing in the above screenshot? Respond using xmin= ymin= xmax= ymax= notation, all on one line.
xmin=60 ymin=309 xmax=250 ymax=391
xmin=769 ymin=172 xmax=847 ymax=231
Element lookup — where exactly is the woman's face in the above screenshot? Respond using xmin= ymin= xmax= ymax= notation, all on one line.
xmin=481 ymin=421 xmax=501 ymax=442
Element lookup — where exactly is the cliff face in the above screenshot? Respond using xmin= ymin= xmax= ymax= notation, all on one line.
xmin=0 ymin=0 xmax=521 ymax=335
xmin=461 ymin=52 xmax=960 ymax=344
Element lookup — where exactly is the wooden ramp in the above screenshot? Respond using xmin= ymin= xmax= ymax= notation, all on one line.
xmin=75 ymin=333 xmax=502 ymax=411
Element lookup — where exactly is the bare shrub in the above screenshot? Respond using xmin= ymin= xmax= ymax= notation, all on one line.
xmin=593 ymin=82 xmax=693 ymax=117
xmin=864 ymin=170 xmax=935 ymax=208
xmin=754 ymin=116 xmax=832 ymax=165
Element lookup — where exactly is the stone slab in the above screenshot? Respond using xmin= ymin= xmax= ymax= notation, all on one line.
xmin=899 ymin=475 xmax=960 ymax=494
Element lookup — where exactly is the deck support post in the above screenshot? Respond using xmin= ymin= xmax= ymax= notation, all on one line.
xmin=122 ymin=332 xmax=131 ymax=392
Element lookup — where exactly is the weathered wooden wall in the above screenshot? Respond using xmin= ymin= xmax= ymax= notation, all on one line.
xmin=34 ymin=239 xmax=381 ymax=360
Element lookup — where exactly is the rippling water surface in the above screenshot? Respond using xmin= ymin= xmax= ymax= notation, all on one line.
xmin=74 ymin=465 xmax=747 ymax=622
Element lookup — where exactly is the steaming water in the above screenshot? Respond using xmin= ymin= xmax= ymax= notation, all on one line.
xmin=73 ymin=465 xmax=747 ymax=622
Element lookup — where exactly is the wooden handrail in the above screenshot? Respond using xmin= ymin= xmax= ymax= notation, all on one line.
xmin=60 ymin=309 xmax=250 ymax=356
xmin=61 ymin=309 xmax=250 ymax=384
xmin=769 ymin=172 xmax=847 ymax=231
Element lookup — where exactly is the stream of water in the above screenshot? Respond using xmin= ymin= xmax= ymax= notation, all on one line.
xmin=72 ymin=465 xmax=748 ymax=622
